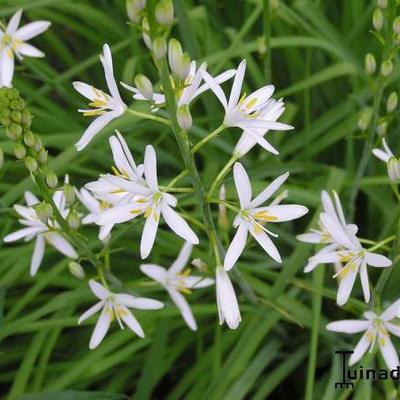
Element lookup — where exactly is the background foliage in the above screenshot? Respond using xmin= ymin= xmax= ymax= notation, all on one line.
xmin=0 ymin=0 xmax=398 ymax=399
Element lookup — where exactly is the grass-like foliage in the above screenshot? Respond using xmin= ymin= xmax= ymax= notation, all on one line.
xmin=1 ymin=0 xmax=400 ymax=399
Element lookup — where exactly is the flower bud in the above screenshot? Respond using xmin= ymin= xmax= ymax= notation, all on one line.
xmin=134 ymin=74 xmax=153 ymax=100
xmin=177 ymin=105 xmax=192 ymax=130
xmin=388 ymin=157 xmax=400 ymax=183
xmin=257 ymin=37 xmax=267 ymax=55
xmin=155 ymin=0 xmax=174 ymax=26
xmin=14 ymin=143 xmax=26 ymax=159
xmin=381 ymin=60 xmax=393 ymax=77
xmin=373 ymin=8 xmax=384 ymax=31
xmin=175 ymin=53 xmax=191 ymax=81
xmin=387 ymin=92 xmax=398 ymax=113
xmin=126 ymin=0 xmax=144 ymax=23
xmin=168 ymin=38 xmax=183 ymax=74
xmin=191 ymin=258 xmax=208 ymax=272
xmin=34 ymin=138 xmax=43 ymax=152
xmin=64 ymin=184 xmax=75 ymax=204
xmin=376 ymin=120 xmax=388 ymax=136
xmin=46 ymin=171 xmax=58 ymax=188
xmin=34 ymin=202 xmax=53 ymax=224
xmin=377 ymin=0 xmax=388 ymax=8
xmin=68 ymin=261 xmax=85 ymax=280
xmin=142 ymin=18 xmax=152 ymax=49
xmin=153 ymin=36 xmax=167 ymax=59
xmin=358 ymin=109 xmax=372 ymax=131
xmin=365 ymin=53 xmax=376 ymax=75
xmin=37 ymin=148 xmax=48 ymax=164
xmin=11 ymin=111 xmax=22 ymax=123
xmin=7 ymin=124 xmax=22 ymax=140
xmin=393 ymin=16 xmax=400 ymax=34
xmin=67 ymin=211 xmax=80 ymax=229
xmin=24 ymin=131 xmax=36 ymax=147
xmin=25 ymin=157 xmax=38 ymax=173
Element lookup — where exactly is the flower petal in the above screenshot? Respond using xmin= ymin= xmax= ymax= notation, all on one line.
xmin=336 ymin=261 xmax=359 ymax=306
xmin=120 ymin=309 xmax=145 ymax=338
xmin=109 ymin=131 xmax=139 ymax=180
xmin=326 ymin=320 xmax=370 ymax=333
xmin=319 ymin=213 xmax=358 ymax=250
xmin=365 ymin=252 xmax=392 ymax=268
xmin=17 ymin=43 xmax=44 ymax=58
xmin=100 ymin=44 xmax=124 ymax=105
xmin=139 ymin=264 xmax=168 ymax=284
xmin=184 ymin=276 xmax=214 ymax=289
xmin=200 ymin=69 xmax=228 ymax=109
xmin=227 ymin=60 xmax=246 ymax=111
xmin=6 ymin=9 xmax=22 ymax=35
xmin=233 ymin=162 xmax=252 ymax=209
xmin=140 ymin=207 xmax=160 ymax=259
xmin=89 ymin=279 xmax=110 ymax=300
xmin=359 ymin=261 xmax=370 ymax=303
xmin=250 ymin=226 xmax=281 ymax=263
xmin=0 ymin=48 xmax=15 ymax=88
xmin=252 ymin=204 xmax=308 ymax=222
xmin=349 ymin=331 xmax=372 ymax=366
xmin=116 ymin=294 xmax=164 ymax=310
xmin=381 ymin=298 xmax=400 ymax=321
xmin=89 ymin=308 xmax=111 ymax=349
xmin=379 ymin=333 xmax=399 ymax=370
xmin=30 ymin=235 xmax=45 ymax=276
xmin=224 ymin=222 xmax=248 ymax=271
xmin=3 ymin=226 xmax=43 ymax=242
xmin=168 ymin=288 xmax=197 ymax=331
xmin=249 ymin=172 xmax=289 ymax=208
xmin=78 ymin=301 xmax=104 ymax=324
xmin=14 ymin=20 xmax=51 ymax=41
xmin=45 ymin=232 xmax=77 ymax=259
xmin=144 ymin=145 xmax=158 ymax=190
xmin=169 ymin=242 xmax=193 ymax=274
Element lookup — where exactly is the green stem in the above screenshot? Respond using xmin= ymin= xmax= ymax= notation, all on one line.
xmin=191 ymin=124 xmax=225 ymax=154
xmin=126 ymin=108 xmax=171 ymax=126
xmin=262 ymin=0 xmax=272 ymax=81
xmin=207 ymin=155 xmax=238 ymax=201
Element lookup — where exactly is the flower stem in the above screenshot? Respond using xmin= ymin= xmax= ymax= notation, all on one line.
xmin=126 ymin=108 xmax=171 ymax=126
xmin=191 ymin=124 xmax=225 ymax=154
xmin=207 ymin=155 xmax=238 ymax=201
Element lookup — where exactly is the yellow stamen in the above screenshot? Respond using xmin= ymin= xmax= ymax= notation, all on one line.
xmin=245 ymin=97 xmax=257 ymax=110
xmin=252 ymin=211 xmax=278 ymax=222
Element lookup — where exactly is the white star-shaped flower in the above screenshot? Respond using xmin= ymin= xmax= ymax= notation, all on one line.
xmin=78 ymin=279 xmax=164 ymax=349
xmin=3 ymin=190 xmax=77 ymax=276
xmin=73 ymin=44 xmax=126 ymax=151
xmin=201 ymin=59 xmax=293 ymax=155
xmin=140 ymin=242 xmax=214 ymax=330
xmin=224 ymin=162 xmax=308 ymax=271
xmin=327 ymin=299 xmax=400 ymax=369
xmin=372 ymin=138 xmax=400 ymax=183
xmin=0 ymin=9 xmax=50 ymax=87
xmin=97 ymin=143 xmax=199 ymax=258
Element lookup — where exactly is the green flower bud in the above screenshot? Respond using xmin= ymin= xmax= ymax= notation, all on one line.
xmin=365 ymin=53 xmax=376 ymax=75
xmin=34 ymin=202 xmax=53 ymax=224
xmin=177 ymin=105 xmax=192 ymax=130
xmin=377 ymin=0 xmax=388 ymax=8
xmin=64 ymin=184 xmax=75 ymax=204
xmin=373 ymin=8 xmax=384 ymax=31
xmin=11 ymin=111 xmax=22 ymax=123
xmin=155 ymin=0 xmax=174 ymax=26
xmin=37 ymin=148 xmax=47 ymax=164
xmin=68 ymin=261 xmax=85 ymax=280
xmin=153 ymin=36 xmax=167 ymax=59
xmin=0 ymin=97 xmax=9 ymax=108
xmin=14 ymin=143 xmax=26 ymax=159
xmin=393 ymin=16 xmax=400 ymax=34
xmin=7 ymin=124 xmax=22 ymax=139
xmin=7 ymin=88 xmax=19 ymax=100
xmin=174 ymin=53 xmax=191 ymax=81
xmin=387 ymin=92 xmax=398 ymax=113
xmin=25 ymin=157 xmax=38 ymax=173
xmin=377 ymin=120 xmax=388 ymax=136
xmin=24 ymin=131 xmax=36 ymax=147
xmin=21 ymin=109 xmax=32 ymax=127
xmin=126 ymin=1 xmax=140 ymax=23
xmin=67 ymin=211 xmax=80 ymax=229
xmin=381 ymin=60 xmax=393 ymax=77
xmin=134 ymin=74 xmax=153 ymax=100
xmin=46 ymin=171 xmax=58 ymax=188
xmin=387 ymin=157 xmax=400 ymax=183
xmin=358 ymin=109 xmax=372 ymax=131
xmin=142 ymin=17 xmax=152 ymax=49
xmin=10 ymin=99 xmax=24 ymax=111
xmin=191 ymin=258 xmax=208 ymax=272
xmin=168 ymin=38 xmax=183 ymax=75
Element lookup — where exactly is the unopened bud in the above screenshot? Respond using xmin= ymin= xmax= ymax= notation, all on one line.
xmin=24 ymin=131 xmax=36 ymax=147
xmin=168 ymin=38 xmax=183 ymax=74
xmin=46 ymin=171 xmax=58 ymax=188
xmin=177 ymin=105 xmax=192 ymax=130
xmin=25 ymin=157 xmax=38 ymax=173
xmin=218 ymin=185 xmax=228 ymax=230
xmin=191 ymin=258 xmax=208 ymax=272
xmin=67 ymin=211 xmax=80 ymax=229
xmin=377 ymin=0 xmax=388 ymax=9
xmin=393 ymin=16 xmax=400 ymax=34
xmin=68 ymin=261 xmax=85 ymax=279
xmin=387 ymin=92 xmax=398 ymax=113
xmin=37 ymin=148 xmax=47 ymax=164
xmin=257 ymin=36 xmax=267 ymax=55
xmin=64 ymin=184 xmax=75 ymax=204
xmin=377 ymin=120 xmax=388 ymax=136
xmin=34 ymin=202 xmax=53 ymax=223
xmin=388 ymin=157 xmax=400 ymax=183
xmin=126 ymin=0 xmax=144 ymax=23
xmin=381 ymin=60 xmax=393 ymax=77
xmin=7 ymin=124 xmax=22 ymax=140
xmin=135 ymin=74 xmax=153 ymax=100
xmin=142 ymin=18 xmax=152 ymax=49
xmin=174 ymin=53 xmax=191 ymax=81
xmin=358 ymin=109 xmax=372 ymax=131
xmin=373 ymin=8 xmax=384 ymax=31
xmin=365 ymin=53 xmax=376 ymax=75
xmin=14 ymin=143 xmax=26 ymax=159
xmin=155 ymin=0 xmax=174 ymax=26
xmin=153 ymin=36 xmax=167 ymax=59
xmin=34 ymin=138 xmax=43 ymax=152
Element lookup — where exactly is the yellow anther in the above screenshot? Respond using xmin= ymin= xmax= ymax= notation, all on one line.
xmin=130 ymin=208 xmax=142 ymax=215
xmin=245 ymin=97 xmax=257 ymax=110
xmin=144 ymin=207 xmax=152 ymax=218
xmin=83 ymin=109 xmax=107 ymax=117
xmin=252 ymin=211 xmax=278 ymax=222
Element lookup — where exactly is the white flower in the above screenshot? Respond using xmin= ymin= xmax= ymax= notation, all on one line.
xmin=73 ymin=44 xmax=126 ymax=151
xmin=309 ymin=212 xmax=391 ymax=305
xmin=372 ymin=138 xmax=400 ymax=183
xmin=298 ymin=190 xmax=358 ymax=273
xmin=215 ymin=266 xmax=241 ymax=329
xmin=78 ymin=279 xmax=164 ymax=349
xmin=122 ymin=61 xmax=235 ymax=110
xmin=224 ymin=163 xmax=308 ymax=271
xmin=327 ymin=298 xmax=400 ymax=370
xmin=140 ymin=242 xmax=214 ymax=330
xmin=201 ymin=59 xmax=293 ymax=155
xmin=97 ymin=144 xmax=199 ymax=258
xmin=0 ymin=9 xmax=50 ymax=87
xmin=3 ymin=190 xmax=77 ymax=276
